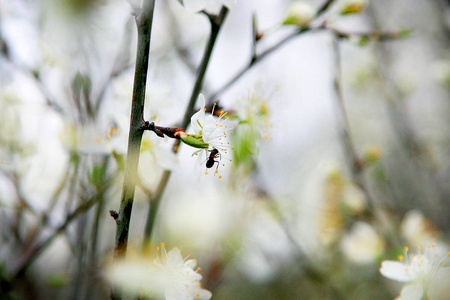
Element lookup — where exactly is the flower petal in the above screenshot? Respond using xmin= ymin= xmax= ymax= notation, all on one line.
xmin=399 ymin=282 xmax=424 ymax=300
xmin=190 ymin=95 xmax=206 ymax=134
xmin=380 ymin=261 xmax=412 ymax=282
xmin=196 ymin=289 xmax=213 ymax=299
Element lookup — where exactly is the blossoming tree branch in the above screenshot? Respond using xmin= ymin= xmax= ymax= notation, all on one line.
xmin=1 ymin=0 xmax=447 ymax=299
xmin=104 ymin=0 xmax=432 ymax=299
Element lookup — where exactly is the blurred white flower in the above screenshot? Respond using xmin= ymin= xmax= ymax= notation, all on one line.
xmin=163 ymin=185 xmax=242 ymax=250
xmin=341 ymin=184 xmax=366 ymax=215
xmin=138 ymin=134 xmax=178 ymax=190
xmin=60 ymin=123 xmax=127 ymax=155
xmin=283 ymin=2 xmax=315 ymax=28
xmin=106 ymin=244 xmax=212 ymax=300
xmin=431 ymin=59 xmax=450 ymax=88
xmin=189 ymin=94 xmax=234 ymax=177
xmin=340 ymin=222 xmax=384 ymax=264
xmin=340 ymin=0 xmax=369 ymax=15
xmin=400 ymin=210 xmax=439 ymax=247
xmin=179 ymin=0 xmax=236 ymax=13
xmin=380 ymin=244 xmax=450 ymax=300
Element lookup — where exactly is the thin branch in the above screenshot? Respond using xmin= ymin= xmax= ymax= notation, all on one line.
xmin=113 ymin=0 xmax=156 ymax=262
xmin=142 ymin=7 xmax=230 ymax=243
xmin=10 ymin=194 xmax=101 ymax=279
xmin=208 ymin=25 xmax=313 ymax=103
xmin=315 ymin=0 xmax=337 ymax=17
xmin=331 ymin=36 xmax=399 ymax=249
xmin=179 ymin=7 xmax=229 ymax=131
xmin=206 ymin=0 xmax=340 ymax=103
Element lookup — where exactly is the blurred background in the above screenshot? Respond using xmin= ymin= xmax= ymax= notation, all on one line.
xmin=0 ymin=0 xmax=449 ymax=299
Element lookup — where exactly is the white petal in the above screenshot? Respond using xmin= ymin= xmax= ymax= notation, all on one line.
xmin=399 ymin=283 xmax=424 ymax=300
xmin=190 ymin=95 xmax=207 ymax=134
xmin=105 ymin=260 xmax=165 ymax=297
xmin=166 ymin=248 xmax=184 ymax=266
xmin=197 ymin=93 xmax=206 ymax=108
xmin=196 ymin=289 xmax=213 ymax=299
xmin=184 ymin=259 xmax=198 ymax=268
xmin=380 ymin=261 xmax=412 ymax=282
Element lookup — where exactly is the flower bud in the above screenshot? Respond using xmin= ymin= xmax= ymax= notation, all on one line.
xmin=283 ymin=2 xmax=315 ymax=28
xmin=363 ymin=144 xmax=381 ymax=166
xmin=340 ymin=0 xmax=368 ymax=15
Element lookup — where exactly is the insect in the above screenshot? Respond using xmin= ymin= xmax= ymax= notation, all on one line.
xmin=206 ymin=148 xmax=221 ymax=171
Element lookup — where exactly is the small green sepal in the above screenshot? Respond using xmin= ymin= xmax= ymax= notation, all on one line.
xmin=180 ymin=134 xmax=209 ymax=149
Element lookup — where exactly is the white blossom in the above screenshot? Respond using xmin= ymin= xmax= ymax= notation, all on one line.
xmin=340 ymin=222 xmax=384 ymax=264
xmin=190 ymin=94 xmax=234 ymax=177
xmin=105 ymin=244 xmax=212 ymax=300
xmin=283 ymin=2 xmax=315 ymax=28
xmin=380 ymin=244 xmax=449 ymax=300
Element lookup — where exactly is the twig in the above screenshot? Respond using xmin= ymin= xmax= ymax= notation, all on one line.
xmin=331 ymin=36 xmax=399 ymax=249
xmin=10 ymin=194 xmax=102 ymax=278
xmin=206 ymin=0 xmax=341 ymax=104
xmin=208 ymin=25 xmax=313 ymax=103
xmin=84 ymin=158 xmax=109 ymax=300
xmin=316 ymin=0 xmax=337 ymax=17
xmin=142 ymin=7 xmax=230 ymax=243
xmin=113 ymin=0 xmax=156 ymax=263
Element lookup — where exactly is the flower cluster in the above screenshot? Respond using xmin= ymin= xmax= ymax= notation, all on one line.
xmin=380 ymin=244 xmax=449 ymax=300
xmin=105 ymin=243 xmax=212 ymax=300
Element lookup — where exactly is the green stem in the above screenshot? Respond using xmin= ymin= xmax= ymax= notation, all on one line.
xmin=142 ymin=7 xmax=229 ymax=243
xmin=113 ymin=0 xmax=156 ymax=259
